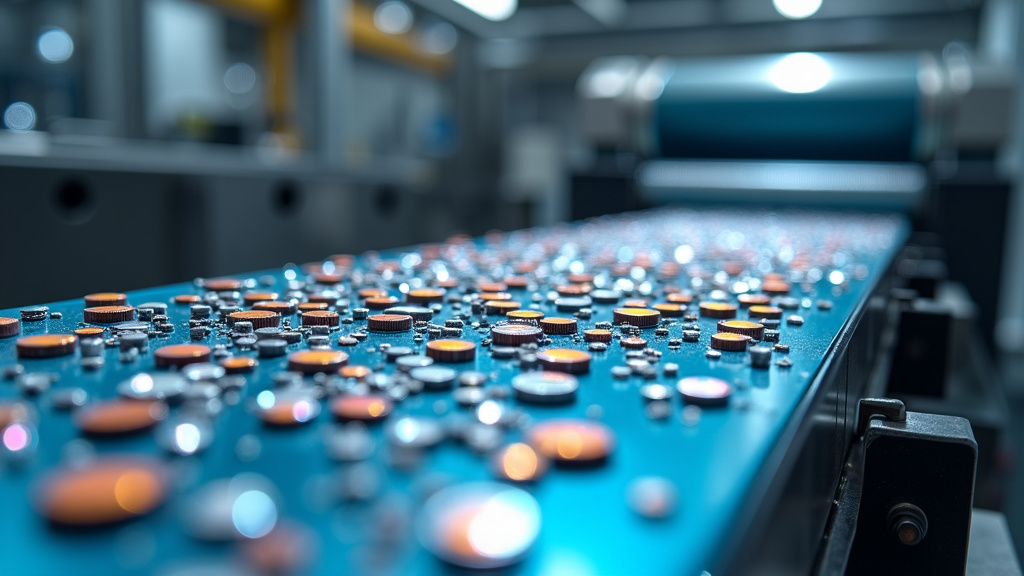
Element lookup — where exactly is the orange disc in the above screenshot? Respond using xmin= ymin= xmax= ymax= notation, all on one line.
xmin=83 ymin=306 xmax=135 ymax=324
xmin=339 ymin=365 xmax=372 ymax=381
xmin=437 ymin=278 xmax=459 ymax=289
xmin=330 ymin=395 xmax=393 ymax=422
xmin=154 ymin=344 xmax=211 ymax=368
xmin=358 ymin=288 xmax=388 ymax=299
xmin=300 ymin=310 xmax=339 ymax=327
xmin=0 ymin=401 xmax=33 ymax=427
xmin=173 ymin=294 xmax=201 ymax=305
xmin=478 ymin=292 xmax=512 ymax=302
xmin=406 ymin=288 xmax=446 ymax=304
xmin=220 ymin=356 xmax=258 ymax=374
xmin=613 ymin=307 xmax=661 ymax=328
xmin=204 ymin=278 xmax=242 ymax=291
xmin=37 ymin=458 xmax=167 ymax=526
xmin=425 ymin=339 xmax=477 ymax=363
xmin=256 ymin=394 xmax=321 ymax=426
xmin=493 ymin=443 xmax=548 ymax=482
xmin=555 ymin=284 xmax=591 ymax=296
xmin=503 ymin=276 xmax=530 ymax=289
xmin=748 ymin=305 xmax=783 ymax=320
xmin=506 ymin=310 xmax=544 ymax=322
xmin=620 ymin=336 xmax=648 ymax=349
xmin=485 ymin=301 xmax=521 ymax=316
xmin=536 ymin=349 xmax=591 ymax=374
xmin=718 ymin=320 xmax=765 ymax=340
xmin=287 ymin=350 xmax=349 ymax=374
xmin=583 ymin=329 xmax=612 ymax=342
xmin=652 ymin=303 xmax=685 ymax=317
xmin=313 ymin=273 xmax=344 ymax=285
xmin=84 ymin=293 xmax=127 ymax=307
xmin=75 ymin=400 xmax=168 ymax=435
xmin=367 ymin=314 xmax=414 ymax=332
xmin=0 ymin=317 xmax=20 ymax=338
xmin=74 ymin=327 xmax=105 ymax=338
xmin=364 ymin=296 xmax=399 ymax=310
xmin=567 ymin=273 xmax=594 ymax=284
xmin=242 ymin=291 xmax=280 ymax=306
xmin=539 ymin=317 xmax=577 ymax=335
xmin=738 ymin=294 xmax=772 ymax=308
xmin=710 ymin=332 xmax=751 ymax=351
xmin=699 ymin=302 xmax=738 ymax=319
xmin=227 ymin=310 xmax=281 ymax=329
xmin=666 ymin=293 xmax=693 ymax=304
xmin=16 ymin=334 xmax=78 ymax=358
xmin=621 ymin=299 xmax=649 ymax=308
xmin=477 ymin=282 xmax=507 ymax=293
xmin=297 ymin=302 xmax=328 ymax=312
xmin=253 ymin=301 xmax=297 ymax=315
xmin=307 ymin=292 xmax=341 ymax=304
xmin=528 ymin=419 xmax=615 ymax=463
xmin=761 ymin=280 xmax=791 ymax=295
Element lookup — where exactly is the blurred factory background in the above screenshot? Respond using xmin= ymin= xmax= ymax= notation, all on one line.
xmin=2 ymin=0 xmax=1024 ymax=563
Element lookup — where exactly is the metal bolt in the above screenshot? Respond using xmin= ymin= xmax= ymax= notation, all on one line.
xmin=888 ymin=503 xmax=928 ymax=546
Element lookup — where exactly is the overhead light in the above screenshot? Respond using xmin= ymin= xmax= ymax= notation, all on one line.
xmin=453 ymin=0 xmax=517 ymax=22
xmin=772 ymin=0 xmax=822 ymax=20
xmin=769 ymin=53 xmax=832 ymax=94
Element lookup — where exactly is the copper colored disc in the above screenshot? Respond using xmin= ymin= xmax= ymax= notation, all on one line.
xmin=253 ymin=300 xmax=297 ymax=315
xmin=718 ymin=320 xmax=765 ymax=340
xmin=307 ymin=292 xmax=340 ymax=304
xmin=567 ymin=273 xmax=594 ymax=284
xmin=583 ymin=329 xmax=612 ymax=343
xmin=425 ymin=339 xmax=477 ymax=363
xmin=710 ymin=332 xmax=751 ymax=351
xmin=492 ymin=443 xmax=548 ymax=482
xmin=330 ymin=395 xmax=393 ymax=422
xmin=173 ymin=294 xmax=201 ymax=305
xmin=83 ymin=306 xmax=135 ymax=324
xmin=154 ymin=344 xmax=212 ymax=368
xmin=297 ymin=302 xmax=328 ymax=312
xmin=491 ymin=324 xmax=544 ymax=346
xmin=504 ymin=276 xmax=530 ymax=288
xmin=436 ymin=278 xmax=459 ymax=289
xmin=405 ymin=288 xmax=446 ymax=304
xmin=0 ymin=401 xmax=33 ymax=427
xmin=478 ymin=292 xmax=512 ymax=302
xmin=555 ymin=284 xmax=591 ymax=296
xmin=652 ymin=303 xmax=685 ymax=317
xmin=242 ymin=291 xmax=280 ymax=306
xmin=620 ymin=336 xmax=648 ymax=349
xmin=364 ymin=296 xmax=399 ymax=310
xmin=666 ymin=293 xmax=693 ymax=304
xmin=287 ymin=350 xmax=349 ymax=374
xmin=367 ymin=314 xmax=414 ymax=332
xmin=37 ymin=458 xmax=167 ymax=526
xmin=204 ymin=278 xmax=242 ymax=291
xmin=75 ymin=400 xmax=168 ymax=435
xmin=16 ymin=334 xmax=78 ymax=358
xmin=84 ymin=293 xmax=128 ymax=307
xmin=506 ymin=310 xmax=544 ymax=322
xmin=528 ymin=419 xmax=615 ymax=463
xmin=536 ymin=348 xmax=591 ymax=374
xmin=358 ymin=288 xmax=388 ymax=299
xmin=256 ymin=393 xmax=321 ymax=426
xmin=737 ymin=294 xmax=771 ymax=308
xmin=300 ymin=310 xmax=339 ymax=327
xmin=241 ymin=524 xmax=313 ymax=575
xmin=622 ymin=299 xmax=649 ymax=308
xmin=485 ymin=301 xmax=521 ymax=316
xmin=220 ymin=356 xmax=258 ymax=374
xmin=313 ymin=273 xmax=344 ymax=285
xmin=74 ymin=327 xmax=105 ymax=338
xmin=0 ymin=317 xmax=20 ymax=338
xmin=699 ymin=302 xmax=738 ymax=319
xmin=748 ymin=305 xmax=783 ymax=320
xmin=761 ymin=280 xmax=791 ymax=295
xmin=339 ymin=365 xmax=372 ymax=380
xmin=227 ymin=310 xmax=281 ymax=329
xmin=539 ymin=317 xmax=577 ymax=335
xmin=477 ymin=282 xmax=507 ymax=293
xmin=613 ymin=307 xmax=661 ymax=328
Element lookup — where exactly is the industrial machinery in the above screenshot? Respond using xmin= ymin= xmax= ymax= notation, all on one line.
xmin=0 ymin=206 xmax=999 ymax=575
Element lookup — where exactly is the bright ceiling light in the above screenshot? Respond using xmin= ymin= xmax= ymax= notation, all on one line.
xmin=769 ymin=52 xmax=832 ymax=94
xmin=773 ymin=0 xmax=822 ymax=19
xmin=453 ymin=0 xmax=517 ymax=21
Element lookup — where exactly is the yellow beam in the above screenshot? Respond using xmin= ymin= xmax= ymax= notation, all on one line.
xmin=200 ymin=0 xmax=291 ymax=21
xmin=350 ymin=1 xmax=451 ymax=74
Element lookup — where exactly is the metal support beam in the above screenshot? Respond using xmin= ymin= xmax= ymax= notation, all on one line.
xmin=303 ymin=0 xmax=350 ymax=164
